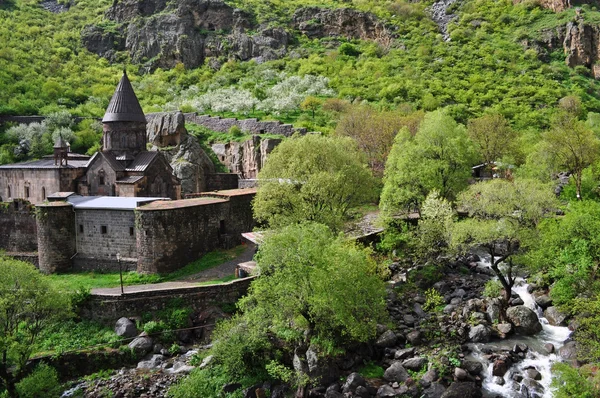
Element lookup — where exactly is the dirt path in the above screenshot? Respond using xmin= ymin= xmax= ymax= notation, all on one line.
xmin=91 ymin=243 xmax=256 ymax=296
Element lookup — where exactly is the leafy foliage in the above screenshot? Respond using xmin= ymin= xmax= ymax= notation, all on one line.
xmin=253 ymin=134 xmax=377 ymax=232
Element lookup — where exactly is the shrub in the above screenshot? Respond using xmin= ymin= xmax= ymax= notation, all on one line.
xmin=483 ymin=280 xmax=503 ymax=298
xmin=423 ymin=288 xmax=445 ymax=311
xmin=339 ymin=43 xmax=361 ymax=57
xmin=552 ymin=362 xmax=600 ymax=398
xmin=15 ymin=364 xmax=62 ymax=398
xmin=228 ymin=125 xmax=243 ymax=137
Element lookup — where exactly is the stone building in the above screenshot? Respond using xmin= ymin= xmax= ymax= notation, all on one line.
xmin=34 ymin=188 xmax=256 ymax=274
xmin=0 ymin=71 xmax=181 ymax=204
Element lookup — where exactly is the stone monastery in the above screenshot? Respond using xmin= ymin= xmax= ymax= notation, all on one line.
xmin=0 ymin=72 xmax=256 ymax=275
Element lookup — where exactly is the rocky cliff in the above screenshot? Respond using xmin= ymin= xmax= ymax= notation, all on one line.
xmin=526 ymin=19 xmax=600 ymax=77
xmin=211 ymin=136 xmax=281 ymax=179
xmin=82 ymin=0 xmax=392 ymax=70
xmin=513 ymin=0 xmax=599 ymax=12
xmin=146 ymin=112 xmax=215 ymax=193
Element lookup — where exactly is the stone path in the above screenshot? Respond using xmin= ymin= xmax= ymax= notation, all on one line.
xmin=91 ymin=243 xmax=256 ymax=296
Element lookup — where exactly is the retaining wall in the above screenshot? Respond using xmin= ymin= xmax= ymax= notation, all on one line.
xmin=81 ymin=277 xmax=255 ymax=324
xmin=184 ymin=113 xmax=306 ymax=137
xmin=0 ymin=200 xmax=37 ymax=253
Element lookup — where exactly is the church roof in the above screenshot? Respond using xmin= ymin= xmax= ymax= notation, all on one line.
xmin=126 ymin=151 xmax=158 ymax=172
xmin=102 ymin=71 xmax=147 ymax=123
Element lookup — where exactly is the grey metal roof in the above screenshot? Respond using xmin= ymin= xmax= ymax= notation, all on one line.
xmin=98 ymin=151 xmax=125 ymax=171
xmin=102 ymin=71 xmax=147 ymax=123
xmin=116 ymin=176 xmax=144 ymax=184
xmin=0 ymin=158 xmax=89 ymax=169
xmin=126 ymin=151 xmax=158 ymax=172
xmin=66 ymin=195 xmax=168 ymax=210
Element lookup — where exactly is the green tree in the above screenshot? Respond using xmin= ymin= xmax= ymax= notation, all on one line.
xmin=178 ymin=223 xmax=387 ymax=396
xmin=467 ymin=113 xmax=517 ymax=167
xmin=543 ymin=107 xmax=600 ymax=200
xmin=300 ymin=96 xmax=322 ymax=120
xmin=253 ymin=134 xmax=376 ymax=232
xmin=0 ymin=256 xmax=71 ymax=397
xmin=380 ymin=109 xmax=476 ymax=216
xmin=411 ymin=190 xmax=454 ymax=260
xmin=450 ymin=179 xmax=557 ymax=303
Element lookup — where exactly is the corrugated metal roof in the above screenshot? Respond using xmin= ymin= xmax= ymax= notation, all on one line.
xmin=116 ymin=176 xmax=144 ymax=184
xmin=102 ymin=71 xmax=147 ymax=123
xmin=126 ymin=151 xmax=157 ymax=172
xmin=99 ymin=151 xmax=125 ymax=171
xmin=0 ymin=158 xmax=89 ymax=169
xmin=66 ymin=195 xmax=168 ymax=210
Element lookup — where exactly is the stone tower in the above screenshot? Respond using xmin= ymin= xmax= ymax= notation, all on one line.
xmin=53 ymin=135 xmax=68 ymax=166
xmin=102 ymin=71 xmax=147 ymax=159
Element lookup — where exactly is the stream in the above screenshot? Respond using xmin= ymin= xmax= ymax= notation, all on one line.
xmin=469 ymin=256 xmax=571 ymax=398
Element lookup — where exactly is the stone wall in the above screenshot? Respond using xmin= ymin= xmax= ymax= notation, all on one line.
xmin=0 ymin=200 xmax=37 ymax=253
xmin=75 ymin=209 xmax=137 ymax=263
xmin=36 ymin=202 xmax=76 ymax=274
xmin=185 ymin=113 xmax=306 ymax=137
xmin=0 ymin=168 xmax=85 ymax=205
xmin=136 ymin=190 xmax=256 ymax=274
xmin=80 ymin=277 xmax=255 ymax=324
xmin=205 ymin=172 xmax=239 ymax=191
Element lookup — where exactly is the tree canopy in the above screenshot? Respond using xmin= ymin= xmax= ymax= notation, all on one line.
xmin=253 ymin=134 xmax=377 ymax=232
xmin=0 ymin=255 xmax=71 ymax=397
xmin=380 ymin=109 xmax=476 ymax=216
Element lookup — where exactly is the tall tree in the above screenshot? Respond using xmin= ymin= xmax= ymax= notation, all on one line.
xmin=543 ymin=109 xmax=600 ymax=200
xmin=467 ymin=113 xmax=516 ymax=167
xmin=336 ymin=105 xmax=423 ymax=176
xmin=450 ymin=179 xmax=558 ymax=304
xmin=380 ymin=109 xmax=476 ymax=216
xmin=253 ymin=134 xmax=377 ymax=232
xmin=0 ymin=256 xmax=71 ymax=397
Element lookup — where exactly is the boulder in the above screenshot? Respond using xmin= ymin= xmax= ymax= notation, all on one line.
xmin=440 ymin=382 xmax=482 ymax=398
xmin=486 ymin=298 xmax=501 ymax=323
xmin=341 ymin=372 xmax=365 ymax=393
xmin=394 ymin=347 xmax=415 ymax=360
xmin=544 ymin=306 xmax=567 ymax=326
xmin=462 ymin=360 xmax=484 ymax=375
xmin=376 ymin=385 xmax=396 ymax=398
xmin=137 ymin=354 xmax=165 ymax=369
xmin=544 ymin=343 xmax=555 ymax=354
xmin=376 ymin=330 xmax=398 ymax=348
xmin=468 ymin=324 xmax=491 ymax=343
xmin=525 ymin=368 xmax=542 ymax=381
xmin=506 ymin=306 xmax=543 ymax=335
xmin=128 ymin=333 xmax=153 ymax=355
xmin=115 ymin=317 xmax=137 ymax=338
xmin=406 ymin=330 xmax=423 ymax=346
xmin=420 ymin=367 xmax=439 ymax=387
xmin=454 ymin=367 xmax=469 ymax=380
xmin=496 ymin=323 xmax=513 ymax=337
xmin=533 ymin=291 xmax=552 ymax=309
xmin=559 ymin=341 xmax=578 ymax=361
xmin=402 ymin=357 xmax=427 ymax=371
xmin=492 ymin=359 xmax=510 ymax=377
xmin=423 ymin=382 xmax=446 ymax=398
xmin=383 ymin=362 xmax=409 ymax=383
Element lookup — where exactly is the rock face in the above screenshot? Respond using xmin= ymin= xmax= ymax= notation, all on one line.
xmin=514 ymin=0 xmax=599 ymax=12
xmin=211 ymin=136 xmax=281 ymax=179
xmin=147 ymin=112 xmax=216 ymax=194
xmin=506 ymin=305 xmax=543 ymax=335
xmin=292 ymin=7 xmax=395 ymax=41
xmin=82 ymin=0 xmax=289 ymax=69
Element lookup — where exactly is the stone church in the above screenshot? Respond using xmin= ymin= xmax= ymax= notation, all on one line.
xmin=0 ymin=72 xmax=181 ymax=203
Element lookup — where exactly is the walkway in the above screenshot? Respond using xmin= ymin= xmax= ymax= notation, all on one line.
xmin=91 ymin=243 xmax=256 ymax=296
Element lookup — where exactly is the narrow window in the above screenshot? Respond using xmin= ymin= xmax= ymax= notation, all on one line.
xmin=99 ymin=176 xmax=105 ymax=185
xmin=101 ymin=225 xmax=107 ymax=234
xmin=24 ymin=186 xmax=30 ymax=198
xmin=219 ymin=220 xmax=226 ymax=234
xmin=129 ymin=227 xmax=134 ymax=236
xmin=42 ymin=187 xmax=46 ymax=200
xmin=79 ymin=224 xmax=84 ymax=233
xmin=7 ymin=185 xmax=10 ymax=198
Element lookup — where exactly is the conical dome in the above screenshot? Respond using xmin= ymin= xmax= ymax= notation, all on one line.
xmin=53 ymin=135 xmax=66 ymax=148
xmin=102 ymin=71 xmax=147 ymax=123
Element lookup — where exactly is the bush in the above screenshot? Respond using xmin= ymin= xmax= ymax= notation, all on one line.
xmin=339 ymin=43 xmax=361 ymax=57
xmin=15 ymin=364 xmax=62 ymax=398
xmin=228 ymin=125 xmax=243 ymax=137
xmin=552 ymin=362 xmax=600 ymax=398
xmin=423 ymin=288 xmax=445 ymax=311
xmin=483 ymin=280 xmax=503 ymax=298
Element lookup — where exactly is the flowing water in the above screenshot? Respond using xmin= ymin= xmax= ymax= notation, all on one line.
xmin=469 ymin=256 xmax=571 ymax=398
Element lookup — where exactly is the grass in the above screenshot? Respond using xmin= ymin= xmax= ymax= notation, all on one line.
xmin=358 ymin=361 xmax=385 ymax=379
xmin=47 ymin=245 xmax=247 ymax=291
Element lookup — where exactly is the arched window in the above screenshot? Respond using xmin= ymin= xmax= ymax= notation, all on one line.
xmin=7 ymin=185 xmax=11 ymax=198
xmin=42 ymin=187 xmax=46 ymax=200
